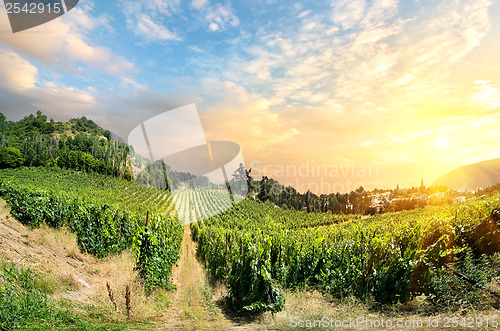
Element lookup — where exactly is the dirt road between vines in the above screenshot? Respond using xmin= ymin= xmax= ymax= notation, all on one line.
xmin=164 ymin=225 xmax=260 ymax=330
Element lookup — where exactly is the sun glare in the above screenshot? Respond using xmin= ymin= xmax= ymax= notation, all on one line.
xmin=436 ymin=137 xmax=448 ymax=148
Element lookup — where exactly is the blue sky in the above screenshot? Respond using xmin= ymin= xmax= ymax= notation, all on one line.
xmin=1 ymin=0 xmax=500 ymax=192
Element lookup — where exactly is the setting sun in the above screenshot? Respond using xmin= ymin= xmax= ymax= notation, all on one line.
xmin=436 ymin=137 xmax=449 ymax=148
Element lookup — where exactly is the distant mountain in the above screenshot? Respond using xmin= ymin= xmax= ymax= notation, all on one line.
xmin=432 ymin=158 xmax=500 ymax=190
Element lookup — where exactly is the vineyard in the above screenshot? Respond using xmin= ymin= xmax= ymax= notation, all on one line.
xmin=0 ymin=167 xmax=175 ymax=216
xmin=192 ymin=194 xmax=500 ymax=313
xmin=0 ymin=167 xmax=183 ymax=291
xmin=1 ymin=166 xmax=500 ymax=318
xmin=172 ymin=189 xmax=237 ymax=224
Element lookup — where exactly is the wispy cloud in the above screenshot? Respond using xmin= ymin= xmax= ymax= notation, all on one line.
xmin=195 ymin=0 xmax=493 ymax=116
xmin=472 ymin=80 xmax=500 ymax=110
xmin=190 ymin=1 xmax=240 ymax=32
xmin=191 ymin=0 xmax=208 ymax=10
xmin=122 ymin=1 xmax=181 ymax=42
xmin=331 ymin=0 xmax=366 ymax=30
xmin=185 ymin=0 xmax=498 ymax=189
xmin=135 ymin=14 xmax=180 ymax=41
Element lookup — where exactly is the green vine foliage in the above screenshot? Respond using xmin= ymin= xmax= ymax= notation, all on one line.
xmin=192 ymin=194 xmax=500 ymax=313
xmin=133 ymin=215 xmax=183 ymax=292
xmin=0 ymin=176 xmax=182 ymax=290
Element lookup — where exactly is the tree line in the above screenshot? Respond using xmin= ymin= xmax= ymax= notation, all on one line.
xmin=229 ymin=163 xmax=372 ymax=215
xmin=0 ymin=111 xmax=131 ymax=179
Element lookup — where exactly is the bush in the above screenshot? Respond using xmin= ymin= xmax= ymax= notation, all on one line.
xmin=57 ymin=150 xmax=97 ymax=172
xmin=0 ymin=147 xmax=23 ymax=169
xmin=426 ymin=251 xmax=499 ymax=309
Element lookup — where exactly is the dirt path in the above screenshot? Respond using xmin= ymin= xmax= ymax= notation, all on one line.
xmin=166 ymin=225 xmax=258 ymax=330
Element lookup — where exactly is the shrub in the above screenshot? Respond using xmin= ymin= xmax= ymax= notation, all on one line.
xmin=0 ymin=147 xmax=23 ymax=169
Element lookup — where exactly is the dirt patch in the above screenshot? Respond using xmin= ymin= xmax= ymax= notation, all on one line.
xmin=164 ymin=225 xmax=255 ymax=330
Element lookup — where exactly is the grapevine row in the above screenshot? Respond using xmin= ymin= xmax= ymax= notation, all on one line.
xmin=192 ymin=195 xmax=500 ymax=312
xmin=0 ymin=168 xmax=183 ymax=291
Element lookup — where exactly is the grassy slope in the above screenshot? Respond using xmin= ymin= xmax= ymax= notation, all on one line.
xmin=0 ymin=199 xmax=128 ymax=330
xmin=0 ymin=167 xmax=174 ymax=216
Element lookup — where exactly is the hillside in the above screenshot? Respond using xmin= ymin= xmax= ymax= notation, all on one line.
xmin=0 ymin=111 xmax=132 ymax=179
xmin=1 ymin=167 xmax=500 ymax=329
xmin=432 ymin=158 xmax=500 ymax=190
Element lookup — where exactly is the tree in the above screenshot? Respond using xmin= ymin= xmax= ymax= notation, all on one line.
xmin=161 ymin=161 xmax=170 ymax=191
xmin=245 ymin=168 xmax=258 ymax=193
xmin=229 ymin=163 xmax=248 ymax=196
xmin=258 ymin=176 xmax=269 ymax=201
xmin=103 ymin=130 xmax=112 ymax=141
xmin=0 ymin=147 xmax=23 ymax=168
xmin=305 ymin=189 xmax=311 ymax=213
xmin=57 ymin=150 xmax=97 ymax=172
xmin=419 ymin=179 xmax=426 ymax=192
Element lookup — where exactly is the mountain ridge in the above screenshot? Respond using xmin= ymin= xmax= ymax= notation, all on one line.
xmin=432 ymin=158 xmax=500 ymax=190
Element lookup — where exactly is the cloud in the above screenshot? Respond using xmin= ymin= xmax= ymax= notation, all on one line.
xmin=146 ymin=0 xmax=181 ymax=16
xmin=191 ymin=0 xmax=208 ymax=10
xmin=331 ymin=0 xmax=366 ymax=30
xmin=0 ymin=2 xmax=134 ymax=76
xmin=194 ymin=2 xmax=240 ymax=32
xmin=198 ymin=78 xmax=301 ymax=151
xmin=471 ymin=80 xmax=500 ymax=110
xmin=0 ymin=49 xmax=95 ymax=121
xmin=122 ymin=1 xmax=181 ymax=42
xmin=197 ymin=0 xmax=493 ymax=118
xmin=64 ymin=4 xmax=112 ymax=33
xmin=135 ymin=14 xmax=180 ymax=41
xmin=0 ymin=49 xmax=37 ymax=91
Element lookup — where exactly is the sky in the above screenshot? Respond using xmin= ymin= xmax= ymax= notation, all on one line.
xmin=0 ymin=0 xmax=499 ymax=193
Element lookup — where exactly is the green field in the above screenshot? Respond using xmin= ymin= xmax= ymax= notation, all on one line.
xmin=0 ymin=167 xmax=175 ymax=216
xmin=192 ymin=191 xmax=500 ymax=312
xmin=0 ymin=167 xmax=183 ymax=291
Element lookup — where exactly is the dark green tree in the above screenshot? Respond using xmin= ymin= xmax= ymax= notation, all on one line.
xmin=0 ymin=147 xmax=23 ymax=168
xmin=230 ymin=163 xmax=248 ymax=196
xmin=258 ymin=176 xmax=269 ymax=201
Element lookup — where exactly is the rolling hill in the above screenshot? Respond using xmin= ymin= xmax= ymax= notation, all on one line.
xmin=432 ymin=157 xmax=500 ymax=189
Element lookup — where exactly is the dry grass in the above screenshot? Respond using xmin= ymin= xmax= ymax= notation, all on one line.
xmin=259 ymin=288 xmax=500 ymax=331
xmin=0 ymin=198 xmax=174 ymax=326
